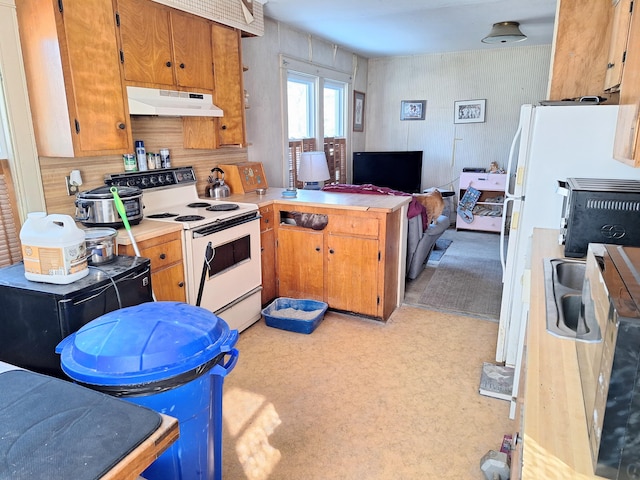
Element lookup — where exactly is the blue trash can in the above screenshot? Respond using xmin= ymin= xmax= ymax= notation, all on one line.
xmin=55 ymin=301 xmax=239 ymax=480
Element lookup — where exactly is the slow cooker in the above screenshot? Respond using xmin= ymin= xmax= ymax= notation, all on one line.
xmin=75 ymin=185 xmax=143 ymax=228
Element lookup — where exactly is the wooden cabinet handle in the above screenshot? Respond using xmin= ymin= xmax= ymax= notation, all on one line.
xmin=166 ymin=61 xmax=172 ymax=67
xmin=159 ymin=253 xmax=166 ymax=260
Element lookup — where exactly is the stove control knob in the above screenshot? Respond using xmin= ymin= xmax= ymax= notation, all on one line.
xmin=127 ymin=179 xmax=135 ymax=186
xmin=150 ymin=176 xmax=158 ymax=185
xmin=165 ymin=174 xmax=173 ymax=183
xmin=141 ymin=177 xmax=149 ymax=187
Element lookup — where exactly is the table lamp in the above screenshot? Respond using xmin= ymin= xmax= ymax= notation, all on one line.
xmin=298 ymin=151 xmax=330 ymax=190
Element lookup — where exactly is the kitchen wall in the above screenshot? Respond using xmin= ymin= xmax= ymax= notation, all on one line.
xmin=365 ymin=45 xmax=552 ymax=193
xmin=39 ymin=119 xmax=249 ymax=217
xmin=241 ymin=17 xmax=369 ymax=188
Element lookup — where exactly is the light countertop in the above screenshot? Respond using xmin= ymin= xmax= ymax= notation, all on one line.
xmin=523 ymin=228 xmax=605 ymax=479
xmin=224 ymin=187 xmax=411 ymax=212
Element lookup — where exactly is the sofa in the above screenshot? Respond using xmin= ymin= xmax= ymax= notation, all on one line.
xmin=405 ymin=212 xmax=450 ymax=280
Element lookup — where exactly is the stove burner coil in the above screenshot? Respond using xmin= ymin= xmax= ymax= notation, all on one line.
xmin=175 ymin=215 xmax=205 ymax=222
xmin=147 ymin=213 xmax=178 ymax=218
xmin=206 ymin=204 xmax=239 ymax=211
xmin=187 ymin=202 xmax=210 ymax=208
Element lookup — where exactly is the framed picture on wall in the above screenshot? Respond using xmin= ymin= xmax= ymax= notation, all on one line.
xmin=353 ymin=91 xmax=365 ymax=132
xmin=454 ymin=99 xmax=486 ymax=124
xmin=400 ymin=100 xmax=426 ymax=120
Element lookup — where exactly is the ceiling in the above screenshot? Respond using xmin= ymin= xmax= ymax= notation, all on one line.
xmin=261 ymin=0 xmax=558 ymax=58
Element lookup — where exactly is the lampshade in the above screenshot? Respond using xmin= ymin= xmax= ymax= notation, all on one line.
xmin=298 ymin=151 xmax=330 ymax=188
xmin=481 ymin=21 xmax=527 ymax=44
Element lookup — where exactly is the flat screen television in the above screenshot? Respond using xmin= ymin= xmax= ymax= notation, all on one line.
xmin=352 ymin=151 xmax=423 ymax=193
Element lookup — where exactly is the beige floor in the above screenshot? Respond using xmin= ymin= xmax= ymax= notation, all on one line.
xmin=221 ymin=305 xmax=515 ymax=479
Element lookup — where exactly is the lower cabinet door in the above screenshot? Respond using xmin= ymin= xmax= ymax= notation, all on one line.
xmin=326 ymin=234 xmax=379 ymax=317
xmin=277 ymin=228 xmax=324 ymax=301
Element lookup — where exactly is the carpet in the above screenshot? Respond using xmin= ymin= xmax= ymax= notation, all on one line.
xmin=417 ymin=230 xmax=503 ymax=320
xmin=427 ymin=238 xmax=452 ymax=263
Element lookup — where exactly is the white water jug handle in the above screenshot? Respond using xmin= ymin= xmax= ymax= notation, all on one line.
xmin=46 ymin=214 xmax=77 ymax=229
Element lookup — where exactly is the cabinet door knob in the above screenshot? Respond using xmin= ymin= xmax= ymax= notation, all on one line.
xmin=607 ymin=62 xmax=615 ymax=69
xmin=166 ymin=61 xmax=172 ymax=67
xmin=178 ymin=282 xmax=184 ymax=288
xmin=179 ymin=63 xmax=185 ymax=69
xmin=221 ymin=125 xmax=227 ymax=130
xmin=265 ymin=218 xmax=270 ymax=224
xmin=329 ymin=249 xmax=335 ymax=254
xmin=159 ymin=253 xmax=166 ymax=260
xmin=315 ymin=247 xmax=321 ymax=252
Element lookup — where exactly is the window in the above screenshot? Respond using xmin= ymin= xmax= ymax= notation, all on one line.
xmin=283 ymin=56 xmax=350 ymax=188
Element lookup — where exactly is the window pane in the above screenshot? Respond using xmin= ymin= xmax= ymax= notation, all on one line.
xmin=323 ymin=81 xmax=345 ymax=138
xmin=287 ymin=74 xmax=315 ymax=139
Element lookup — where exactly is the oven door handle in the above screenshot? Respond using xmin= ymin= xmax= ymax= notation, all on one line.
xmin=192 ymin=212 xmax=259 ymax=238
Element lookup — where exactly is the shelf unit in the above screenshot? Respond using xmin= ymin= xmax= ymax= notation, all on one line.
xmin=456 ymin=172 xmax=507 ymax=233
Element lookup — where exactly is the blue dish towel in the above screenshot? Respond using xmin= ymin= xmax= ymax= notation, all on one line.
xmin=457 ymin=186 xmax=481 ymax=223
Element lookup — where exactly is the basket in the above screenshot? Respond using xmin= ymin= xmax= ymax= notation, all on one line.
xmin=262 ymin=297 xmax=328 ymax=334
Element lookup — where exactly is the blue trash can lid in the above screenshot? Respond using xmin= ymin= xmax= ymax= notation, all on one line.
xmin=56 ymin=302 xmax=238 ymax=386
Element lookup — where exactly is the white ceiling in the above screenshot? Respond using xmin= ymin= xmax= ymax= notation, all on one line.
xmin=262 ymin=0 xmax=558 ymax=58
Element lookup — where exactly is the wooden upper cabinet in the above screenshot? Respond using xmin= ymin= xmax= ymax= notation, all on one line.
xmin=171 ymin=11 xmax=214 ymax=91
xmin=604 ymin=0 xmax=633 ymax=92
xmin=548 ymin=0 xmax=614 ymax=101
xmin=116 ymin=0 xmax=213 ymax=92
xmin=212 ymin=23 xmax=246 ymax=146
xmin=614 ymin=4 xmax=640 ymax=166
xmin=16 ymin=0 xmax=131 ymax=157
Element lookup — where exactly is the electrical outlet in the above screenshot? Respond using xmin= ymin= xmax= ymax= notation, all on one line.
xmin=65 ymin=176 xmax=80 ymax=196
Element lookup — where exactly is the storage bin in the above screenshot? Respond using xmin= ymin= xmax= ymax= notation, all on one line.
xmin=56 ymin=301 xmax=238 ymax=480
xmin=262 ymin=297 xmax=328 ymax=334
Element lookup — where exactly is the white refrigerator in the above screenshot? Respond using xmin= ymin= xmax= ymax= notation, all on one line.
xmin=497 ymin=104 xmax=640 ymax=368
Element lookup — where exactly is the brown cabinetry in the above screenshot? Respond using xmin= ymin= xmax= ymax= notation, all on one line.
xmin=16 ymin=0 xmax=132 ymax=157
xmin=604 ymin=0 xmax=633 ymax=93
xmin=275 ymin=205 xmax=402 ymax=320
xmin=116 ymin=0 xmax=214 ymax=92
xmin=614 ymin=4 xmax=640 ymax=166
xmin=212 ymin=23 xmax=246 ymax=146
xmin=118 ymin=230 xmax=186 ymax=302
xmin=259 ymin=205 xmax=277 ymax=306
xmin=548 ymin=0 xmax=614 ymax=101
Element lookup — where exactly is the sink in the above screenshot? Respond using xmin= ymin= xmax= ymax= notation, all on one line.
xmin=543 ymin=258 xmax=601 ymax=342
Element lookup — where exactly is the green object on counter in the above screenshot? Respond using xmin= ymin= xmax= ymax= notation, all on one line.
xmin=110 ymin=186 xmax=131 ymax=231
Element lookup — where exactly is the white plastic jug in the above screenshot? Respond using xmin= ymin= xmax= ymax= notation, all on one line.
xmin=20 ymin=212 xmax=89 ymax=284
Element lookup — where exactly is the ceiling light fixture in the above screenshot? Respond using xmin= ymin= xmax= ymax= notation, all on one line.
xmin=481 ymin=21 xmax=527 ymax=44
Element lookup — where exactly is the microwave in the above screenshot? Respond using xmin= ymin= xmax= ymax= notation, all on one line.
xmin=576 ymin=243 xmax=640 ymax=479
xmin=560 ymin=178 xmax=640 ymax=258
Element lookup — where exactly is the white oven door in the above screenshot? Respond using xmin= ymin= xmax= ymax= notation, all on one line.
xmin=184 ymin=215 xmax=261 ymax=320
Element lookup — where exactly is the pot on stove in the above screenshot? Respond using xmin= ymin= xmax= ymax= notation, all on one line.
xmin=208 ymin=167 xmax=231 ymax=199
xmin=75 ymin=185 xmax=143 ymax=228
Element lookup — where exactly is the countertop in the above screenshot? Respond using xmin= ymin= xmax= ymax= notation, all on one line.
xmin=115 ymin=188 xmax=411 ymax=246
xmin=523 ymin=228 xmax=604 ymax=479
xmin=223 ymin=187 xmax=412 ymax=212
xmin=114 ymin=219 xmax=183 ymax=246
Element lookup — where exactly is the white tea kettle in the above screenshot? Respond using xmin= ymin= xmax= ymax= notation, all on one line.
xmin=208 ymin=167 xmax=231 ymax=198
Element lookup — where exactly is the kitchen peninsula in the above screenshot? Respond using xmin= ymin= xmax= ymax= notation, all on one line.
xmin=219 ymin=187 xmax=410 ymax=320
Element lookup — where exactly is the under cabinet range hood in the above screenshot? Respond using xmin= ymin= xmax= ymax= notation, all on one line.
xmin=126 ymin=86 xmax=223 ymax=117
